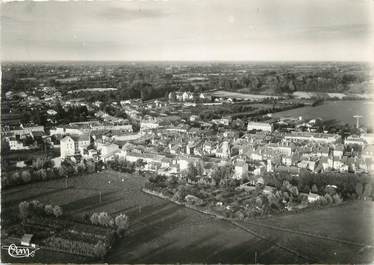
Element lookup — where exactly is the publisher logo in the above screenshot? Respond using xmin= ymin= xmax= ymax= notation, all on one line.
xmin=2 ymin=244 xmax=39 ymax=258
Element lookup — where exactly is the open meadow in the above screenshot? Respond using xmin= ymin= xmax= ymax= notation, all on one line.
xmin=2 ymin=170 xmax=373 ymax=263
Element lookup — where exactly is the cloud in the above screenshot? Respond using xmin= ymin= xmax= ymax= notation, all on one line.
xmin=97 ymin=7 xmax=168 ymax=21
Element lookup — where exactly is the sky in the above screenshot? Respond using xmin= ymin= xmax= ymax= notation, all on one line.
xmin=1 ymin=0 xmax=374 ymax=61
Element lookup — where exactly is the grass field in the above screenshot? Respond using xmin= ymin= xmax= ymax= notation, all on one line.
xmin=2 ymin=170 xmax=373 ymax=263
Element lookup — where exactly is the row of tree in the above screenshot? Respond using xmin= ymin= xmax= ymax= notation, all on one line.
xmin=2 ymin=158 xmax=102 ymax=189
xmin=19 ymin=200 xmax=63 ymax=220
xmin=87 ymin=212 xmax=129 ymax=238
xmin=263 ymin=171 xmax=374 ymax=200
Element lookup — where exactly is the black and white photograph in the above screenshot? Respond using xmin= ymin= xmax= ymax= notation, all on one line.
xmin=1 ymin=0 xmax=374 ymax=263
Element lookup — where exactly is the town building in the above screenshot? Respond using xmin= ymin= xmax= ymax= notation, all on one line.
xmin=247 ymin=122 xmax=273 ymax=132
xmin=285 ymin=132 xmax=341 ymax=143
xmin=60 ymin=134 xmax=90 ymax=159
xmin=233 ymin=160 xmax=248 ymax=179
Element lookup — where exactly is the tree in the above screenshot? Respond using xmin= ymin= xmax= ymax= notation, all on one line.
xmin=10 ymin=171 xmax=21 ymax=185
xmin=211 ymin=164 xmax=232 ymax=186
xmin=57 ymin=166 xmax=67 ymax=178
xmin=93 ymin=240 xmax=107 ymax=259
xmin=324 ymin=194 xmax=334 ymax=205
xmin=311 ymin=184 xmax=318 ymax=193
xmin=90 ymin=212 xmax=100 ymax=225
xmin=86 ymin=160 xmax=96 ymax=173
xmin=32 ymin=157 xmax=47 ymax=170
xmin=78 ymin=163 xmax=87 ymax=174
xmin=289 ymin=186 xmax=299 ymax=197
xmin=114 ymin=213 xmax=129 ymax=237
xmin=173 ymin=185 xmax=188 ymax=202
xmin=332 ymin=193 xmax=343 ymax=204
xmin=21 ymin=170 xmax=31 ymax=183
xmin=44 ymin=204 xmax=54 ymax=215
xmin=53 ymin=205 xmax=63 ymax=217
xmin=319 ymin=196 xmax=328 ymax=206
xmin=19 ymin=201 xmax=30 ymax=220
xmin=44 ymin=159 xmax=55 ymax=169
xmin=98 ymin=212 xmax=112 ymax=227
xmin=196 ymin=162 xmax=204 ymax=176
xmin=355 ymin=182 xmax=363 ymax=198
xmin=30 ymin=200 xmax=44 ymax=215
xmin=185 ymin=162 xmax=198 ymax=182
xmin=38 ymin=169 xmax=47 ymax=181
xmin=135 ymin=159 xmax=146 ymax=169
xmin=363 ymin=183 xmax=372 ymax=199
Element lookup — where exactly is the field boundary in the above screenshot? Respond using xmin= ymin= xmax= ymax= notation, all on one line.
xmin=241 ymin=219 xmax=374 ymax=249
xmin=142 ymin=188 xmax=316 ymax=262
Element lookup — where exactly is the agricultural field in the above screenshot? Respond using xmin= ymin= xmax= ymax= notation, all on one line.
xmin=239 ymin=200 xmax=374 ymax=263
xmin=2 ymin=170 xmax=373 ymax=263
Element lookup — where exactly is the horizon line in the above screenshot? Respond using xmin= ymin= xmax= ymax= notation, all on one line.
xmin=1 ymin=59 xmax=371 ymax=64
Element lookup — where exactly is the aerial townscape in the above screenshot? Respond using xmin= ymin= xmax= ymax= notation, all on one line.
xmin=1 ymin=61 xmax=374 ymax=263
xmin=1 ymin=0 xmax=374 ymax=264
